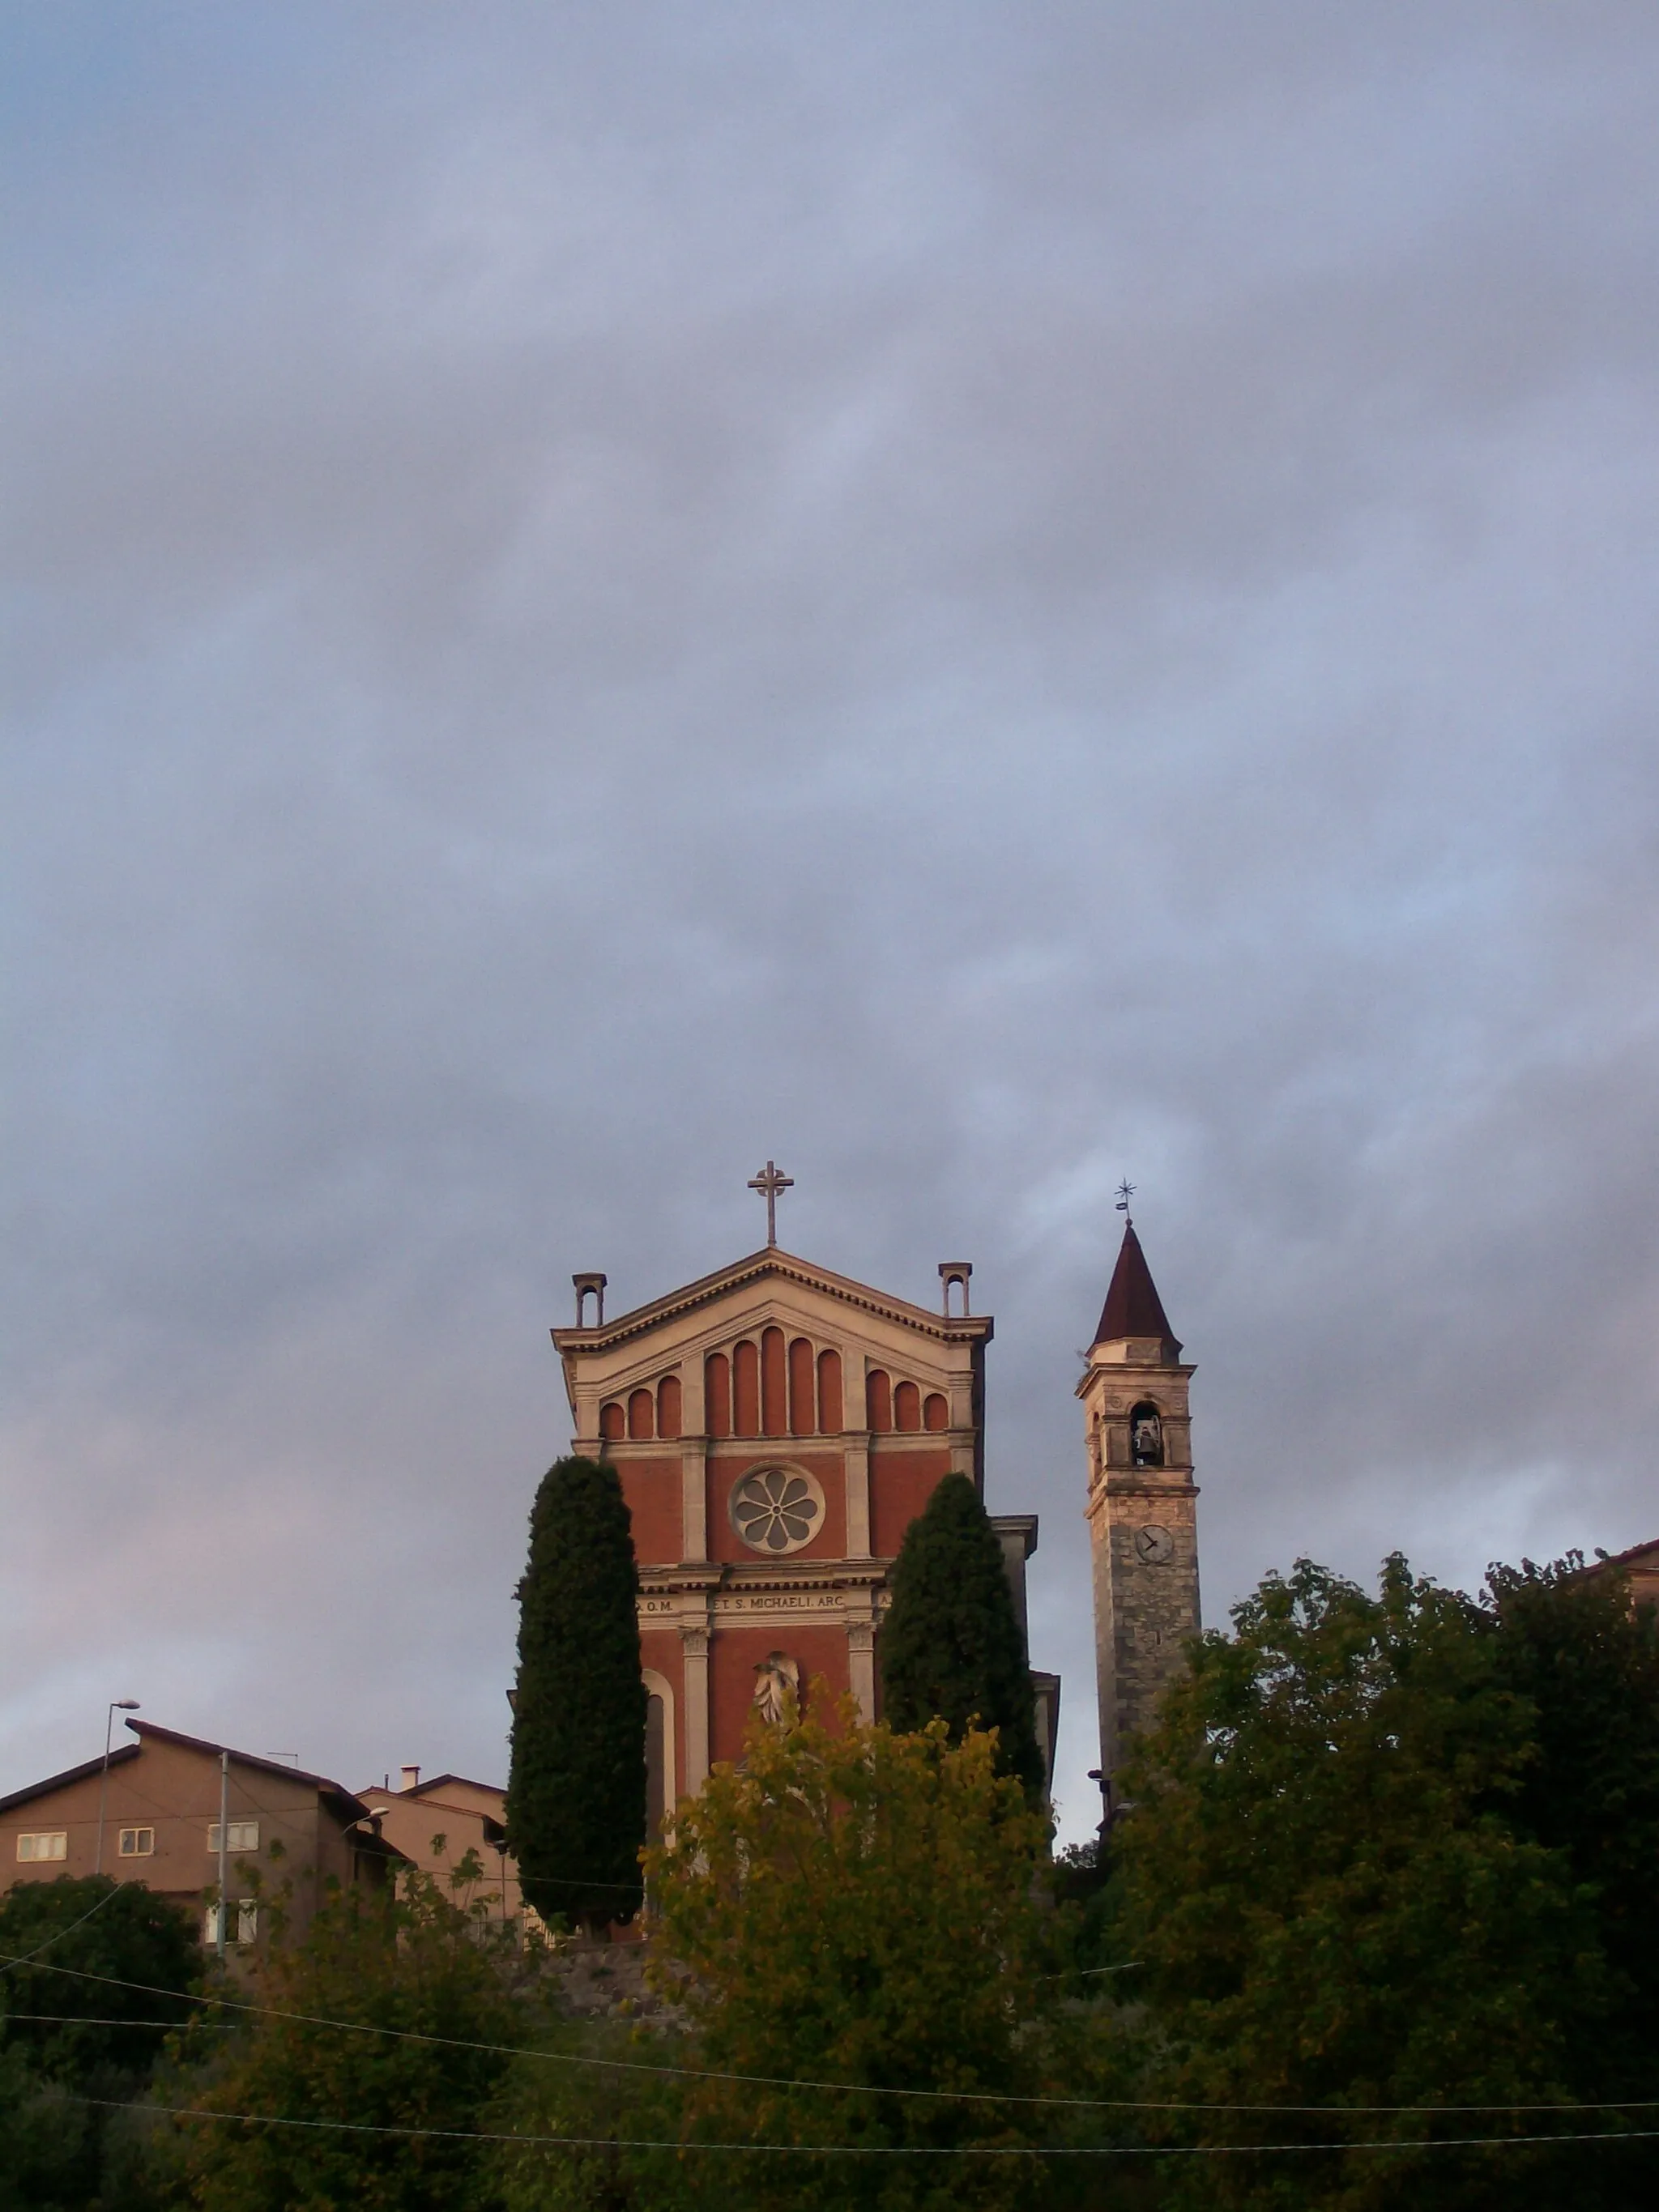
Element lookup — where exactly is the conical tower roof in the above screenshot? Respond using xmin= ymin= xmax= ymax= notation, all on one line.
xmin=1093 ymin=1222 xmax=1181 ymax=1357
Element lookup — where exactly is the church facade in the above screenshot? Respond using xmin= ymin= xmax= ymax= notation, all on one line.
xmin=551 ymin=1195 xmax=1057 ymax=1825
xmin=549 ymin=1177 xmax=1193 ymax=1828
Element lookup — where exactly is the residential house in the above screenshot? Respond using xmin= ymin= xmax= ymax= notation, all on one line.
xmin=1593 ymin=1536 xmax=1659 ymax=1613
xmin=356 ymin=1767 xmax=522 ymax=1927
xmin=0 ymin=1720 xmax=402 ymax=1949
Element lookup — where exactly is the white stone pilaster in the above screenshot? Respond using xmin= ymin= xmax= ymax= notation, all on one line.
xmin=844 ymin=1435 xmax=872 ymax=1557
xmin=681 ymin=1441 xmax=708 ymax=1562
xmin=847 ymin=1618 xmax=876 ymax=1720
xmin=681 ymin=1626 xmax=710 ymax=1793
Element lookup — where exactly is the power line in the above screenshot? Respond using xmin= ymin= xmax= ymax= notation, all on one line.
xmin=5 ymin=1947 xmax=1658 ymax=2119
xmin=81 ymin=2096 xmax=1659 ymax=2158
xmin=2 ymin=2014 xmax=232 ymax=2030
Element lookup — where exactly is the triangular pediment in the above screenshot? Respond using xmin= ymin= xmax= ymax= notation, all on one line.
xmin=557 ymin=1248 xmax=987 ymax=1352
xmin=552 ymin=1247 xmax=995 ymax=1415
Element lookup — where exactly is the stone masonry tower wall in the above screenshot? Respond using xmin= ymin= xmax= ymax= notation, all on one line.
xmin=1078 ymin=1224 xmax=1200 ymax=1802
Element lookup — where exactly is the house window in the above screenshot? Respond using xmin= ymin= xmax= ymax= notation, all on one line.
xmin=207 ymin=1820 xmax=259 ymax=1854
xmin=15 ymin=1832 xmax=68 ymax=1863
xmin=118 ymin=1826 xmax=154 ymax=1857
xmin=203 ymin=1902 xmax=258 ymax=1946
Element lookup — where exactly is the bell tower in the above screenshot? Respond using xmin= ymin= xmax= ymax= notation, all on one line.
xmin=1078 ymin=1217 xmax=1200 ymax=1807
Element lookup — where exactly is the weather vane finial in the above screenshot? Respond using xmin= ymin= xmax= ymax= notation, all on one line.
xmin=748 ymin=1159 xmax=794 ymax=1247
xmin=1115 ymin=1178 xmax=1136 ymax=1225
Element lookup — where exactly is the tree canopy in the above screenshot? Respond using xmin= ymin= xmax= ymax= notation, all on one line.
xmin=0 ymin=1873 xmax=201 ymax=2210
xmin=1107 ymin=1553 xmax=1659 ymax=2211
xmin=505 ymin=1455 xmax=648 ymax=1931
xmin=0 ymin=1874 xmax=200 ymax=2087
xmin=1485 ymin=1552 xmax=1659 ymax=2096
xmin=152 ymin=1871 xmax=521 ymax=2212
xmin=639 ymin=1690 xmax=1057 ymax=2209
xmin=877 ymin=1473 xmax=1043 ymax=1798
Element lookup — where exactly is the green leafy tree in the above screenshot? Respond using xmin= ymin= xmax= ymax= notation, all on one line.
xmin=0 ymin=2044 xmax=89 ymax=2212
xmin=878 ymin=1473 xmax=1043 ymax=1797
xmin=1485 ymin=1552 xmax=1659 ymax=2095
xmin=487 ymin=2018 xmax=693 ymax=2212
xmin=0 ymin=1873 xmax=200 ymax=2210
xmin=1110 ymin=1555 xmax=1646 ymax=2211
xmin=0 ymin=1875 xmax=201 ymax=2091
xmin=638 ymin=1690 xmax=1056 ymax=2210
xmin=506 ymin=1455 xmax=648 ymax=1933
xmin=489 ymin=1703 xmax=1145 ymax=2212
xmin=152 ymin=1872 xmax=523 ymax=2212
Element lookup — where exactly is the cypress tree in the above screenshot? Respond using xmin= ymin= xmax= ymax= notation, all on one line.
xmin=878 ymin=1472 xmax=1044 ymax=1797
xmin=505 ymin=1455 xmax=647 ymax=1932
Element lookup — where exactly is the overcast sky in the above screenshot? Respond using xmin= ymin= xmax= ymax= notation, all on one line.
xmin=4 ymin=2 xmax=1657 ymax=1844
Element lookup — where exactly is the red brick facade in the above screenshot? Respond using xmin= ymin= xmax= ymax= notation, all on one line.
xmin=552 ymin=1247 xmax=996 ymax=1806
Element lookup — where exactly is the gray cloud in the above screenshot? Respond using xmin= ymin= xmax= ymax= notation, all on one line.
xmin=5 ymin=2 xmax=1657 ymax=1839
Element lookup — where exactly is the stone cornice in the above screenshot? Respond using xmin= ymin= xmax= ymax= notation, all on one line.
xmin=1075 ymin=1360 xmax=1196 ymax=1400
xmin=1090 ymin=1477 xmax=1201 ymax=1501
xmin=639 ymin=1558 xmax=891 ymax=1596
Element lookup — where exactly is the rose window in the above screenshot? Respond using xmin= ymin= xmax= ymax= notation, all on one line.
xmin=730 ymin=1467 xmax=825 ymax=1554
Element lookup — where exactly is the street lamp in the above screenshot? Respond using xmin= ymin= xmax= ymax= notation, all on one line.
xmin=94 ymin=1700 xmax=140 ymax=1876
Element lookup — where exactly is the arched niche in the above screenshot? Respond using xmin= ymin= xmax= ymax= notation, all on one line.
xmin=817 ymin=1348 xmax=843 ymax=1433
xmin=733 ymin=1340 xmax=761 ymax=1435
xmin=705 ymin=1352 xmax=731 ymax=1438
xmin=865 ymin=1368 xmax=893 ymax=1431
xmin=788 ymin=1336 xmax=815 ymax=1436
xmin=656 ymin=1374 xmax=682 ymax=1439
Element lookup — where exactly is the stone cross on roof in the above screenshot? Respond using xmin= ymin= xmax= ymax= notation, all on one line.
xmin=747 ymin=1159 xmax=793 ymax=1247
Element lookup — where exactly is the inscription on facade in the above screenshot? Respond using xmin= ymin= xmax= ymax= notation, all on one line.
xmin=714 ymin=1592 xmax=845 ymax=1615
xmin=642 ymin=1590 xmax=862 ymax=1619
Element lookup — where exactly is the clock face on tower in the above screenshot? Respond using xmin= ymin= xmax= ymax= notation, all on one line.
xmin=1134 ymin=1524 xmax=1175 ymax=1565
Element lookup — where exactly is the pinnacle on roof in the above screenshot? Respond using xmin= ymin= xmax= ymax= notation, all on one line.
xmin=1093 ymin=1221 xmax=1181 ymax=1356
